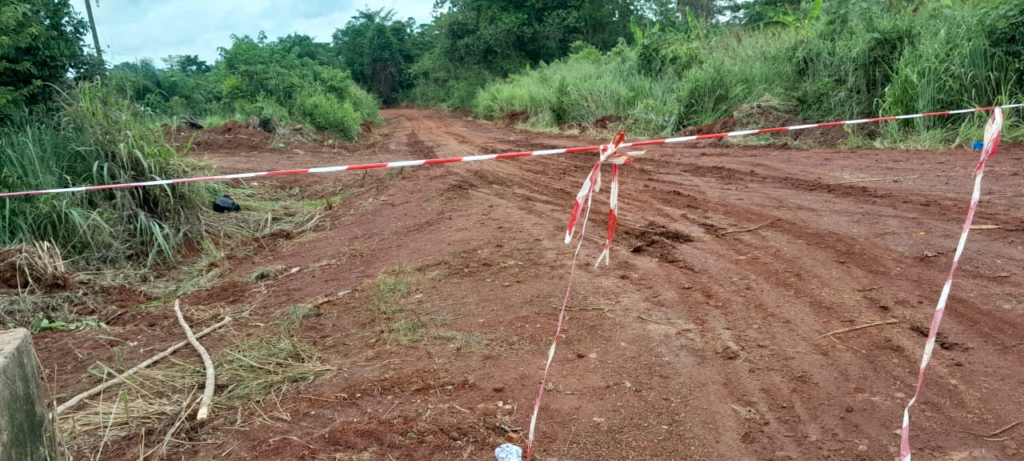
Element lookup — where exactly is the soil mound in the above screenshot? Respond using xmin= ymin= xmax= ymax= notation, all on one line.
xmin=191 ymin=120 xmax=274 ymax=152
xmin=0 ymin=243 xmax=73 ymax=291
xmin=678 ymin=98 xmax=848 ymax=146
xmin=502 ymin=111 xmax=530 ymax=125
xmin=679 ymin=115 xmax=736 ymax=137
xmin=593 ymin=115 xmax=624 ymax=130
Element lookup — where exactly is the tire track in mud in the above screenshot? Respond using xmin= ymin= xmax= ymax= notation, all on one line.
xmin=389 ymin=111 xmax=1024 ymax=460
xmin=160 ymin=109 xmax=1024 ymax=461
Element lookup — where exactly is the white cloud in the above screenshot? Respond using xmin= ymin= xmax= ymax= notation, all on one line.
xmin=71 ymin=0 xmax=434 ymax=65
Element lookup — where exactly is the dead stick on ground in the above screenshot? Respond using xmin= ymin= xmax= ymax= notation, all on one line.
xmin=828 ymin=334 xmax=866 ymax=354
xmin=955 ymin=421 xmax=1020 ymax=438
xmin=714 ymin=220 xmax=778 ymax=237
xmin=174 ymin=299 xmax=216 ymax=422
xmin=55 ymin=316 xmax=232 ymax=416
xmin=833 ymin=175 xmax=919 ymax=185
xmin=564 ymin=424 xmax=577 ymax=455
xmin=639 ymin=315 xmax=673 ymax=326
xmin=567 ymin=306 xmax=612 ymax=317
xmin=817 ymin=319 xmax=898 ymax=339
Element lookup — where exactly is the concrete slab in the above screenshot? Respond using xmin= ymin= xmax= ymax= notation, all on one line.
xmin=0 ymin=328 xmax=56 ymax=461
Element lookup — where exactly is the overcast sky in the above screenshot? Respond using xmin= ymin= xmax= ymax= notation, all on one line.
xmin=71 ymin=1 xmax=435 ymax=65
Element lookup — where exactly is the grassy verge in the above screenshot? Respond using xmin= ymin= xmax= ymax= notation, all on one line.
xmin=1 ymin=83 xmax=216 ymax=266
xmin=473 ymin=2 xmax=1023 ymax=147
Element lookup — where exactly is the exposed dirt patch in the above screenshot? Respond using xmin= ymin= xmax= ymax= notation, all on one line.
xmin=0 ymin=245 xmax=73 ymax=291
xmin=735 ymin=102 xmax=848 ymax=146
xmin=679 ymin=114 xmax=736 ymax=137
xmin=679 ymin=103 xmax=849 ymax=146
xmin=910 ymin=324 xmax=973 ymax=352
xmin=593 ymin=114 xmax=624 ymax=130
xmin=35 ymin=108 xmax=1024 ymax=461
xmin=164 ymin=120 xmax=275 ymax=152
xmin=502 ymin=110 xmax=530 ymax=125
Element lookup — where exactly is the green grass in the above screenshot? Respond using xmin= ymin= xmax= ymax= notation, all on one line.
xmin=435 ymin=331 xmax=487 ymax=352
xmin=367 ymin=267 xmax=424 ymax=344
xmin=249 ymin=266 xmax=285 ymax=282
xmin=0 ymin=83 xmax=216 ymax=266
xmin=472 ymin=2 xmax=1024 ymax=147
xmin=275 ymin=304 xmax=323 ymax=331
xmin=302 ymin=190 xmax=358 ymax=208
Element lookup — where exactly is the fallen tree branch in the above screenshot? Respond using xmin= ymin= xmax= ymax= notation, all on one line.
xmin=56 ymin=316 xmax=232 ymax=416
xmin=638 ymin=315 xmax=673 ymax=326
xmin=714 ymin=220 xmax=778 ymax=237
xmin=817 ymin=319 xmax=897 ymax=339
xmin=174 ymin=299 xmax=216 ymax=422
xmin=833 ymin=175 xmax=919 ymax=185
xmin=970 ymin=225 xmax=1003 ymax=230
xmin=954 ymin=421 xmax=1020 ymax=438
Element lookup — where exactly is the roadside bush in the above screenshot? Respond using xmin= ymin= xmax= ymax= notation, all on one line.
xmin=0 ymin=84 xmax=215 ymax=266
xmin=295 ymin=89 xmax=362 ymax=140
xmin=217 ymin=32 xmax=380 ymax=136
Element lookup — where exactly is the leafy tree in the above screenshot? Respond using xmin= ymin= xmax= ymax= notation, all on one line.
xmin=107 ymin=58 xmax=220 ymax=115
xmin=162 ymin=55 xmax=212 ymax=76
xmin=333 ymin=9 xmax=419 ymax=105
xmin=0 ymin=0 xmax=91 ymax=116
xmin=276 ymin=33 xmax=336 ymax=66
xmin=217 ymin=32 xmax=379 ymax=139
xmin=409 ymin=0 xmax=652 ymax=107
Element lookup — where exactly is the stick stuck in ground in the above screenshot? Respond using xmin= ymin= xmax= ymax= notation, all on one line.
xmin=173 ymin=299 xmax=217 ymax=422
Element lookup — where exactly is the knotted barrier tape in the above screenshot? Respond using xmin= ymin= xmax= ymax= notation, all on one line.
xmin=526 ymin=132 xmax=645 ymax=460
xmin=564 ymin=132 xmax=646 ymax=267
xmin=899 ymin=108 xmax=1004 ymax=461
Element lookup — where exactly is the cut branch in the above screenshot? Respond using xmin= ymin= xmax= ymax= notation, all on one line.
xmin=174 ymin=299 xmax=217 ymax=422
xmin=955 ymin=421 xmax=1020 ymax=438
xmin=833 ymin=175 xmax=919 ymax=185
xmin=56 ymin=316 xmax=231 ymax=416
xmin=714 ymin=220 xmax=778 ymax=237
xmin=817 ymin=319 xmax=897 ymax=339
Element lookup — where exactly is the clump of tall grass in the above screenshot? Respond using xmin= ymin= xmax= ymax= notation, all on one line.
xmin=475 ymin=28 xmax=797 ymax=138
xmin=0 ymin=83 xmax=217 ymax=266
xmin=474 ymin=2 xmax=1023 ymax=145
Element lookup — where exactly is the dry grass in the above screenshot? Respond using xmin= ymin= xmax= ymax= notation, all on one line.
xmin=0 ymin=241 xmax=70 ymax=291
xmin=57 ymin=332 xmax=333 ymax=459
xmin=0 ymin=241 xmax=81 ymax=327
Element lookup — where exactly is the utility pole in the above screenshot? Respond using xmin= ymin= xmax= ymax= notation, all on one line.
xmin=83 ymin=0 xmax=104 ymax=67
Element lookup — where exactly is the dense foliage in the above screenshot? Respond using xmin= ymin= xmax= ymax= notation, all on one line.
xmin=475 ymin=0 xmax=1024 ymax=141
xmin=0 ymin=0 xmax=94 ymax=118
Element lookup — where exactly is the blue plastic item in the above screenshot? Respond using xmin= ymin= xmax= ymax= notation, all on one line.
xmin=972 ymin=141 xmax=985 ymax=150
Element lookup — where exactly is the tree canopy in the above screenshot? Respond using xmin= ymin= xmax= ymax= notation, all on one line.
xmin=0 ymin=0 xmax=92 ymax=116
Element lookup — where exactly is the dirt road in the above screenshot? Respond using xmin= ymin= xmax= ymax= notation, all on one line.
xmin=41 ymin=109 xmax=1024 ymax=460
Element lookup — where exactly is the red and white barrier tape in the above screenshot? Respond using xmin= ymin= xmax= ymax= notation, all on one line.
xmin=0 ymin=146 xmax=604 ymax=198
xmin=899 ymin=108 xmax=1004 ymax=461
xmin=1 ymin=104 xmax=1020 ymax=199
xmin=526 ymin=133 xmax=643 ymax=460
